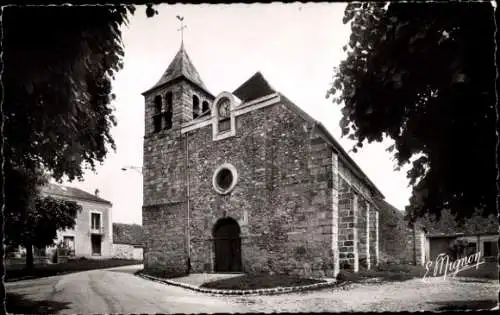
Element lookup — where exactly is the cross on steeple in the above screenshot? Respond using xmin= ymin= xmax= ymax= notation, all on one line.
xmin=176 ymin=15 xmax=187 ymax=46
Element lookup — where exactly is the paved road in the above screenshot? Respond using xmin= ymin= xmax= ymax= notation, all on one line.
xmin=5 ymin=265 xmax=252 ymax=314
xmin=6 ymin=265 xmax=498 ymax=313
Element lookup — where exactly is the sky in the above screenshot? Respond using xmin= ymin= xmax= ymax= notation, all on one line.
xmin=61 ymin=3 xmax=413 ymax=225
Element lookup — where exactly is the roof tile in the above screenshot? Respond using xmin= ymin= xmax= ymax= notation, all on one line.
xmin=41 ymin=183 xmax=112 ymax=206
xmin=144 ymin=43 xmax=210 ymax=95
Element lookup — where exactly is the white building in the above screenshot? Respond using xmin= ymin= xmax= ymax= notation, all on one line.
xmin=40 ymin=183 xmax=114 ymax=258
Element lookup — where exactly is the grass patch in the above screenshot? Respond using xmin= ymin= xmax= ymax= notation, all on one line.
xmin=138 ymin=268 xmax=189 ymax=279
xmin=5 ymin=258 xmax=142 ymax=282
xmin=200 ymin=274 xmax=325 ymax=290
xmin=337 ymin=260 xmax=499 ymax=283
xmin=451 ymin=261 xmax=498 ymax=279
xmin=6 ymin=292 xmax=71 ymax=314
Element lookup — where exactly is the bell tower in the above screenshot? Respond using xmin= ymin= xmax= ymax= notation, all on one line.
xmin=142 ymin=42 xmax=214 ymax=133
xmin=142 ymin=35 xmax=214 ymax=273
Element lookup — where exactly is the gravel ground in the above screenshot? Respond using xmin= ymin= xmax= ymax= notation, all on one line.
xmin=228 ymin=277 xmax=499 ymax=312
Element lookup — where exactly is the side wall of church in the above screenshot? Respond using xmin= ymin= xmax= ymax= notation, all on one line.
xmin=185 ymin=101 xmax=336 ymax=277
xmin=337 ymin=159 xmax=381 ymax=271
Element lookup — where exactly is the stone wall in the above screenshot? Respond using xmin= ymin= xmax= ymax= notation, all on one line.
xmin=331 ymin=152 xmax=340 ymax=277
xmin=112 ymin=244 xmax=144 ymax=261
xmin=401 ymin=225 xmax=425 ymax=266
xmin=185 ymin=102 xmax=335 ymax=277
xmin=377 ymin=200 xmax=425 ymax=265
xmin=357 ymin=199 xmax=369 ymax=268
xmin=337 ymin=175 xmax=380 ymax=271
xmin=143 ymin=82 xmax=384 ymax=276
xmin=338 ymin=178 xmax=357 ymax=270
xmin=143 ymin=77 xmax=216 ymax=274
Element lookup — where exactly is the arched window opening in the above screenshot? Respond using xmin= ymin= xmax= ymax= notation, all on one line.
xmin=193 ymin=95 xmax=200 ymax=119
xmin=217 ymin=97 xmax=231 ymax=132
xmin=202 ymin=101 xmax=210 ymax=116
xmin=165 ymin=92 xmax=173 ymax=111
xmin=153 ymin=95 xmax=163 ymax=132
xmin=154 ymin=95 xmax=162 ymax=113
xmin=164 ymin=92 xmax=173 ymax=130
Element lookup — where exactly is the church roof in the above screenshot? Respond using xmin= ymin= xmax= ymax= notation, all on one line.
xmin=143 ymin=44 xmax=211 ymax=96
xmin=41 ymin=183 xmax=112 ymax=206
xmin=231 ymin=71 xmax=384 ymax=198
xmin=281 ymin=96 xmax=384 ymax=199
xmin=233 ymin=72 xmax=277 ymax=102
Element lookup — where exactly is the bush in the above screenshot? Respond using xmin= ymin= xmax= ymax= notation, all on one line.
xmin=340 ymin=261 xmax=353 ymax=270
xmin=336 ymin=270 xmax=364 ymax=282
xmin=359 ymin=258 xmax=369 ymax=269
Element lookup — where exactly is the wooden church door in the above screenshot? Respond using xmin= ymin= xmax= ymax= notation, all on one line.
xmin=213 ymin=218 xmax=242 ymax=272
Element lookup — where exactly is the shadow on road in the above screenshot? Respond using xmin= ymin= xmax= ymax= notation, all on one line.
xmin=431 ymin=299 xmax=497 ymax=311
xmin=6 ymin=293 xmax=71 ymax=314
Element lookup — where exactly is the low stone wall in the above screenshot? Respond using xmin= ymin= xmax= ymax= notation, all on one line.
xmin=378 ymin=204 xmax=425 ymax=266
xmin=112 ymin=244 xmax=144 ymax=261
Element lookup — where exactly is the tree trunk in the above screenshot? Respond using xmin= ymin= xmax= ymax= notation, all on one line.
xmin=25 ymin=242 xmax=34 ymax=270
xmin=412 ymin=224 xmax=417 ymax=265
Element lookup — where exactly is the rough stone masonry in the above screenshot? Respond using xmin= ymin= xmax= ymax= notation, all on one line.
xmin=141 ymin=44 xmax=385 ymax=278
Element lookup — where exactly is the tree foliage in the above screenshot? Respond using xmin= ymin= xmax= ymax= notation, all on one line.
xmin=3 ymin=5 xmax=136 ymax=181
xmin=4 ymin=168 xmax=82 ymax=252
xmin=328 ymin=2 xmax=497 ymax=221
xmin=416 ymin=209 xmax=460 ymax=234
xmin=1 ymin=5 xmax=139 ymax=273
xmin=1 ymin=4 xmax=159 ymax=311
xmin=461 ymin=208 xmax=498 ymax=235
xmin=416 ymin=208 xmax=497 ymax=235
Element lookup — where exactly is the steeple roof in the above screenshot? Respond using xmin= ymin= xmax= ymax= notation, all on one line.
xmin=143 ymin=44 xmax=211 ymax=95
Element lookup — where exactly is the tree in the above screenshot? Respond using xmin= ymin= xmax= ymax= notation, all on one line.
xmin=414 ymin=207 xmax=497 ymax=235
xmin=4 ymin=167 xmax=82 ymax=269
xmin=416 ymin=208 xmax=460 ymax=235
xmin=2 ymin=5 xmax=136 ymax=181
xmin=462 ymin=208 xmax=498 ymax=235
xmin=327 ymin=2 xmax=497 ymax=222
xmin=0 ymin=6 xmax=157 ymax=310
xmin=1 ymin=5 xmax=136 ymax=273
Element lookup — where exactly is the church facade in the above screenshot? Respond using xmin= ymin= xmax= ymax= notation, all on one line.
xmin=142 ymin=43 xmax=384 ymax=277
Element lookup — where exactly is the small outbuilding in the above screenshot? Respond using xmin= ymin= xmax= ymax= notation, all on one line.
xmin=112 ymin=223 xmax=144 ymax=261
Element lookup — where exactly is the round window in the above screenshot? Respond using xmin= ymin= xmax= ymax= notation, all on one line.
xmin=213 ymin=164 xmax=238 ymax=195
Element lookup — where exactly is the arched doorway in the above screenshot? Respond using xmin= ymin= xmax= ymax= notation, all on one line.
xmin=213 ymin=217 xmax=242 ymax=272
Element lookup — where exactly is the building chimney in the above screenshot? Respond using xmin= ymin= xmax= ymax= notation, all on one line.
xmin=94 ymin=189 xmax=100 ymax=197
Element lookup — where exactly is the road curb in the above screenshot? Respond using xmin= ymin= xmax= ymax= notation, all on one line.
xmin=137 ymin=273 xmax=345 ymax=296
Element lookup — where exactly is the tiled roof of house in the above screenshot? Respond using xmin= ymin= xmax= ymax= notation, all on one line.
xmin=142 ymin=43 xmax=212 ymax=96
xmin=41 ymin=183 xmax=112 ymax=206
xmin=113 ymin=223 xmax=144 ymax=246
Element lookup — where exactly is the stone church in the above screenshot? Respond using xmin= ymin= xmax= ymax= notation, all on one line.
xmin=142 ymin=43 xmax=385 ymax=278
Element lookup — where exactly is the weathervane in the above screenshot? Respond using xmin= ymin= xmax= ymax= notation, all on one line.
xmin=176 ymin=15 xmax=187 ymax=46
